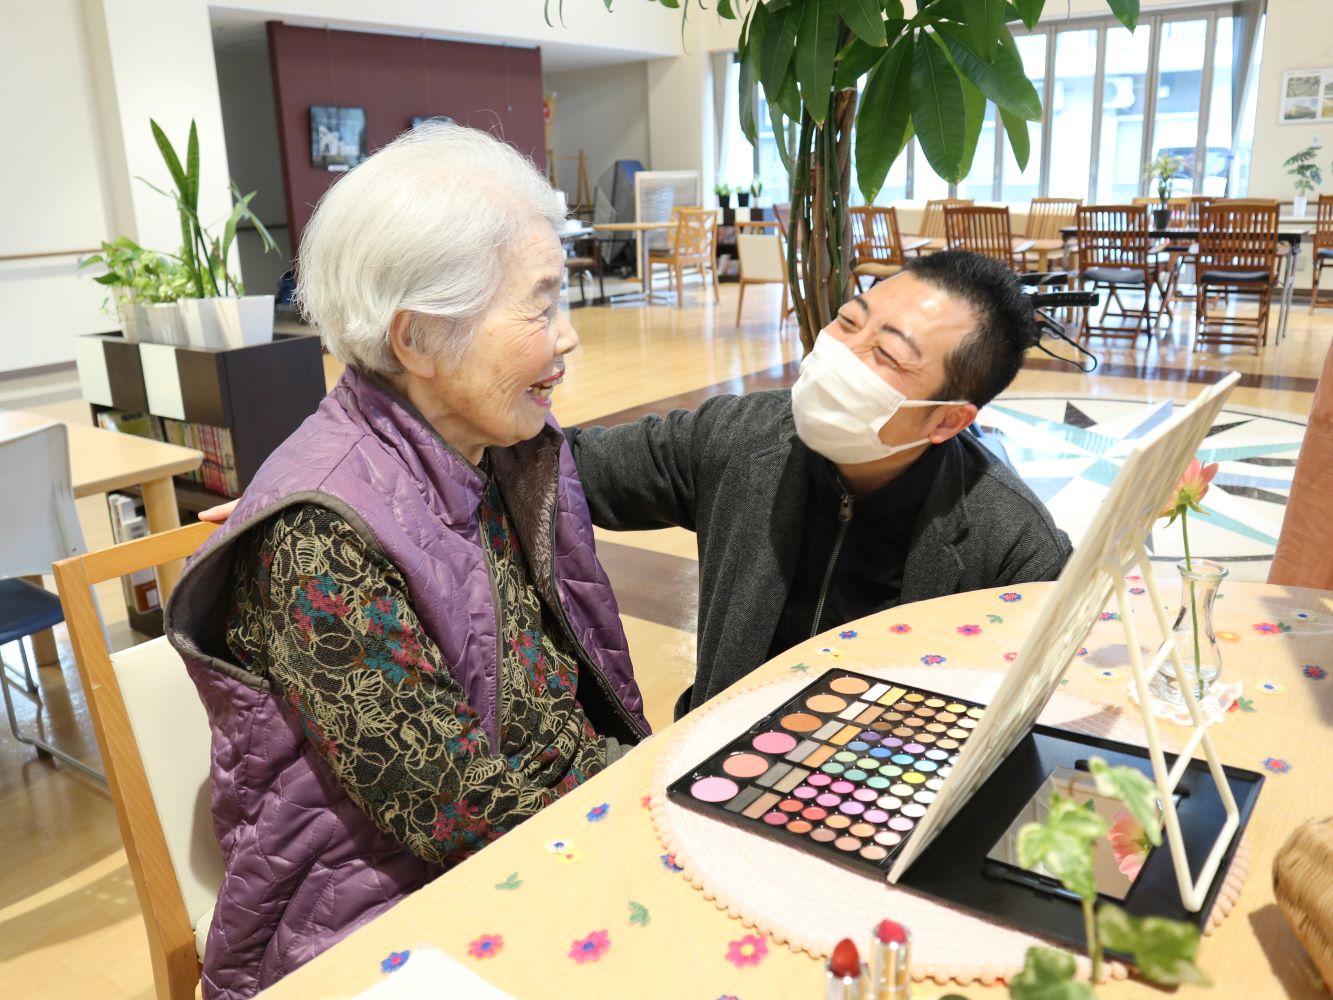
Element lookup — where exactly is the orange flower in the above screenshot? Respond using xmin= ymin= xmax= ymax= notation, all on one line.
xmin=1107 ymin=810 xmax=1151 ymax=880
xmin=1160 ymin=457 xmax=1219 ymax=524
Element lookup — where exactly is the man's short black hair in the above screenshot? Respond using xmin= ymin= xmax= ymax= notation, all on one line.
xmin=903 ymin=250 xmax=1038 ymax=408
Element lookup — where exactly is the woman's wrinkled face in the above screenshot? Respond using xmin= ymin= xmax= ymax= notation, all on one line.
xmin=419 ymin=218 xmax=578 ymax=460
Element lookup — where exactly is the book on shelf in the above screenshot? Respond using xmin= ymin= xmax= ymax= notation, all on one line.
xmin=96 ymin=409 xmax=164 ymax=441
xmin=107 ymin=493 xmax=160 ymax=614
xmin=159 ymin=418 xmax=241 ymax=498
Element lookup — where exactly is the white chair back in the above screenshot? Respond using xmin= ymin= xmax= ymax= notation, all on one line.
xmin=737 ymin=232 xmax=785 ymax=282
xmin=109 ymin=636 xmax=223 ymax=942
xmin=0 ymin=423 xmax=86 ymax=578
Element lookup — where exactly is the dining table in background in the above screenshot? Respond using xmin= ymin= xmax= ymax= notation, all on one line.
xmin=253 ymin=579 xmax=1333 ymax=999
xmin=590 ymin=220 xmax=679 ymax=305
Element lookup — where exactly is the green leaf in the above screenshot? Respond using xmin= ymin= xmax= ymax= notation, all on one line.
xmin=775 ymin=64 xmax=804 ymax=121
xmin=1013 ymin=0 xmax=1046 ymax=30
xmin=760 ymin=3 xmax=799 ymax=108
xmin=837 ymin=0 xmax=885 ymax=47
xmin=628 ymin=900 xmax=651 ymax=926
xmin=149 ymin=120 xmax=188 ymax=199
xmin=660 ymin=0 xmax=680 ymax=8
xmin=796 ymin=0 xmax=840 ymax=124
xmin=1098 ymin=904 xmax=1211 ymax=986
xmin=935 ymin=23 xmax=1042 ymax=119
xmin=1000 ymin=106 xmax=1030 ymax=171
xmin=958 ymin=76 xmax=986 ymax=178
xmin=717 ymin=0 xmax=736 ymax=17
xmin=1106 ymin=0 xmax=1140 ymax=31
xmin=1016 ymin=793 xmax=1107 ymax=900
xmin=1090 ymin=759 xmax=1162 ymax=847
xmin=911 ymin=31 xmax=967 ymax=183
xmin=185 ymin=120 xmax=200 ymax=212
xmin=987 ymin=613 xmax=1004 ymax=623
xmin=769 ymin=102 xmax=795 ymax=174
xmin=834 ymin=34 xmax=890 ymax=89
xmin=970 ymin=0 xmax=1006 ymax=61
xmin=739 ymin=11 xmax=763 ymax=145
xmin=494 ymin=871 xmax=522 ymax=890
xmin=855 ymin=31 xmax=915 ymax=202
xmin=1009 ymin=946 xmax=1094 ymax=1000
xmin=220 ymin=190 xmax=256 ymax=266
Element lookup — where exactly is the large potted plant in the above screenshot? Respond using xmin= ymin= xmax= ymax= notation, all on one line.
xmin=571 ymin=0 xmax=1142 ymax=352
xmin=1284 ymin=141 xmax=1323 ymax=217
xmin=80 ymin=237 xmax=154 ymax=342
xmin=144 ymin=120 xmax=279 ymax=349
xmin=1145 ymin=152 xmax=1184 ymax=229
xmin=79 ymin=238 xmax=194 ymax=344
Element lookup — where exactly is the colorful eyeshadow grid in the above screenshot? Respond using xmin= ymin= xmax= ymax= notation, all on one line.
xmin=667 ymin=669 xmax=987 ymax=877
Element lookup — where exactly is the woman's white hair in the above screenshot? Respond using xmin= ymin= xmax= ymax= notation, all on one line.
xmin=295 ymin=123 xmax=565 ymax=375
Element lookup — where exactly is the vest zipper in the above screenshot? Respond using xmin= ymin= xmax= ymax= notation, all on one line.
xmin=546 ymin=451 xmax=649 ymax=740
xmin=809 ymin=491 xmax=855 ymax=640
xmin=481 ymin=490 xmax=507 ymax=750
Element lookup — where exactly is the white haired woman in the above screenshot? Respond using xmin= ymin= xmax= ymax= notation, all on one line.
xmin=166 ymin=125 xmax=649 ymax=1000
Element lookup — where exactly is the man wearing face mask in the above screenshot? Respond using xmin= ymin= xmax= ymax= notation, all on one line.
xmin=567 ymin=251 xmax=1071 ymax=719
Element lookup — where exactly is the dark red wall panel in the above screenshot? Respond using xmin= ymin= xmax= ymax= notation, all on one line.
xmin=266 ymin=22 xmax=546 ymax=253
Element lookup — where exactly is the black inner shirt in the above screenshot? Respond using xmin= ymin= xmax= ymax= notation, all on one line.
xmin=768 ymin=443 xmax=947 ymax=659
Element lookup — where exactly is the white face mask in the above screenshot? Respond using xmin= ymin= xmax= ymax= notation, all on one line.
xmin=790 ymin=333 xmax=967 ymax=465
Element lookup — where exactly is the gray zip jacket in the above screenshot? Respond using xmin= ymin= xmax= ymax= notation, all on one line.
xmin=567 ymin=390 xmax=1071 ymax=711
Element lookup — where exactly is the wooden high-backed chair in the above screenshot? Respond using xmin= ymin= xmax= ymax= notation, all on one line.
xmin=1074 ymin=203 xmax=1170 ymax=343
xmin=944 ymin=205 xmax=1022 ymax=268
xmin=53 ymin=522 xmax=222 ymax=1000
xmin=1193 ymin=201 xmax=1280 ymax=353
xmin=734 ymin=220 xmax=794 ymax=328
xmin=915 ymin=198 xmax=973 ymax=241
xmin=850 ymin=205 xmax=911 ymax=290
xmin=648 ymin=206 xmax=719 ymax=307
xmin=1309 ymin=194 xmax=1333 ymax=313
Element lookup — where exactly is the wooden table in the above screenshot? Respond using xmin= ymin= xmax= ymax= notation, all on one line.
xmin=591 ymin=221 xmax=679 ymax=305
xmin=0 ymin=407 xmax=202 ymax=653
xmin=256 ymin=580 xmax=1332 ymax=999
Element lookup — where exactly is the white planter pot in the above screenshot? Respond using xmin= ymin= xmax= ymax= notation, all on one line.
xmin=180 ymin=297 xmax=230 ymax=350
xmin=116 ymin=297 xmax=148 ymax=343
xmin=214 ymin=294 xmax=275 ymax=349
xmin=1293 ymin=194 xmax=1309 ymax=218
xmin=144 ymin=302 xmax=188 ymax=346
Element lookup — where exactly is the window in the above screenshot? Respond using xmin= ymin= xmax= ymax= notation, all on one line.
xmin=1096 ymin=24 xmax=1152 ymax=202
xmin=999 ymin=32 xmax=1047 ymax=203
xmin=1150 ymin=19 xmax=1209 ymax=197
xmin=1047 ymin=29 xmax=1098 ymax=200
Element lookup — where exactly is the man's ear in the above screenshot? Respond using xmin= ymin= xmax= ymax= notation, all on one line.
xmin=389 ymin=311 xmax=438 ymax=379
xmin=927 ymin=402 xmax=979 ymax=445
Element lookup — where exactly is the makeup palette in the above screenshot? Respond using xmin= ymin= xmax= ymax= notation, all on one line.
xmin=667 ymin=668 xmax=987 ymax=876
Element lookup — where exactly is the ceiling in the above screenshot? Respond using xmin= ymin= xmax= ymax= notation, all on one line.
xmin=208 ymin=8 xmax=653 ymax=74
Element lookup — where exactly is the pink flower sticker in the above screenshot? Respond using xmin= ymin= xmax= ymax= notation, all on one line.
xmin=569 ymin=930 xmax=611 ymax=964
xmin=1003 ymin=651 xmax=1018 ymax=662
xmin=467 ymin=934 xmax=503 ymax=960
xmin=726 ymin=934 xmax=769 ymax=968
xmin=888 ymin=623 xmax=912 ymax=634
xmin=956 ymin=624 xmax=982 ymax=636
xmin=1253 ymin=622 xmax=1281 ymax=634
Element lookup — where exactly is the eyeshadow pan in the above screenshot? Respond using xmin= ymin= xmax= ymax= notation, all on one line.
xmin=838 ymin=700 xmax=870 ymax=721
xmin=763 ymin=811 xmax=788 ymax=826
xmin=876 ymin=795 xmax=903 ymax=810
xmin=959 ymin=718 xmax=979 ymax=730
xmin=813 ymin=720 xmax=844 ymax=741
xmin=804 ymin=745 xmax=836 ymax=767
xmin=916 ymin=734 xmax=938 ymax=745
xmin=844 ymin=769 xmax=868 ymax=782
xmin=874 ymin=830 xmax=903 ymax=847
xmin=855 ymin=706 xmax=884 ymax=725
xmin=946 ymin=728 xmax=968 ymax=739
xmin=904 ymin=718 xmax=926 ymax=729
xmin=722 ymin=753 xmax=770 ymax=779
xmin=833 ymin=751 xmax=858 ymax=764
xmin=801 ymin=806 xmax=828 ymax=821
xmin=863 ymin=809 xmax=889 ymax=824
xmin=891 ymin=727 xmax=914 ymax=738
xmin=905 ymin=692 xmax=925 ymax=703
xmin=807 ymin=693 xmax=847 ymax=713
xmin=821 ymin=762 xmax=846 ymax=776
xmin=807 ymin=773 xmax=832 ymax=787
xmin=914 ymin=707 xmax=937 ymax=718
xmin=787 ymin=819 xmax=813 ymax=834
xmin=936 ymin=712 xmax=959 ymax=723
xmin=785 ymin=739 xmax=820 ymax=763
xmin=781 ymin=713 xmax=821 ymax=733
xmin=755 ymin=762 xmax=792 ymax=788
xmin=774 ymin=767 xmax=810 ymax=793
xmin=900 ymin=803 xmax=927 ymax=818
xmin=835 ymin=836 xmax=863 ymax=852
xmin=883 ymin=711 xmax=905 ymax=722
xmin=889 ymin=816 xmax=915 ymax=832
xmin=829 ymin=675 xmax=871 ymax=696
xmin=742 ymin=791 xmax=780 ymax=818
xmin=825 ymin=814 xmax=852 ymax=830
xmin=877 ymin=687 xmax=907 ymax=707
xmin=691 ymin=776 xmax=740 ymax=802
xmin=946 ymin=703 xmax=967 ymax=713
xmin=811 ymin=828 xmax=837 ymax=843
xmin=852 ymin=788 xmax=877 ymax=802
xmin=860 ymin=844 xmax=889 ymax=861
xmin=925 ymin=723 xmax=947 ymax=734
xmin=924 ymin=698 xmax=946 ymax=708
xmin=778 ymin=798 xmax=804 ymax=813
xmin=829 ymin=725 xmax=859 ymax=746
xmin=937 ymin=738 xmax=960 ymax=750
xmin=966 ymin=707 xmax=985 ymax=719
xmin=849 ymin=822 xmax=876 ymax=838
xmin=816 ymin=793 xmax=841 ymax=808
xmin=724 ymin=785 xmax=764 ymax=813
xmin=753 ymin=731 xmax=798 ymax=755
xmin=830 ymin=780 xmax=855 ymax=794
xmin=864 ymin=682 xmax=890 ymax=701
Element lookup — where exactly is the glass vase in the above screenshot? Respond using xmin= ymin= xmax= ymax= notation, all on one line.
xmin=1151 ymin=559 xmax=1227 ymax=706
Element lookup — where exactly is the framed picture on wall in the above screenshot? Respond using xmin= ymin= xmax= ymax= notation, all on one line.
xmin=410 ymin=115 xmax=454 ymax=129
xmin=310 ymin=106 xmax=368 ymax=170
xmin=1279 ymin=69 xmax=1333 ymax=124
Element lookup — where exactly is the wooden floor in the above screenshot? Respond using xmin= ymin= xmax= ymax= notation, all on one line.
xmin=1 ymin=280 xmax=1328 ymax=998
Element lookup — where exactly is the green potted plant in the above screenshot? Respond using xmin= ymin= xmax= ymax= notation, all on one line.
xmin=80 ymin=237 xmax=154 ymax=342
xmin=714 ymin=181 xmax=732 ymax=209
xmin=1145 ymin=153 xmax=1185 ymax=230
xmin=143 ymin=119 xmax=278 ymax=349
xmin=1284 ymin=141 xmax=1323 ymax=217
xmin=750 ymin=177 xmax=764 ymax=206
xmin=736 ymin=181 xmax=751 ymax=208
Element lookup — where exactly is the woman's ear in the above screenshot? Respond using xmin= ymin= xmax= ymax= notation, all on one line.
xmin=927 ymin=402 xmax=979 ymax=445
xmin=388 ymin=311 xmax=439 ymax=379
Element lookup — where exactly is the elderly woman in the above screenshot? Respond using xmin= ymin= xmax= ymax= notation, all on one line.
xmin=166 ymin=125 xmax=648 ymax=1000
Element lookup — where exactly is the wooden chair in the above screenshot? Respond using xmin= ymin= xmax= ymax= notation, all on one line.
xmin=52 ymin=522 xmax=222 ymax=1000
xmin=1311 ymin=194 xmax=1333 ymax=313
xmin=563 ymin=236 xmax=605 ymax=305
xmin=734 ymin=220 xmax=793 ymax=328
xmin=1030 ymin=197 xmax=1083 ymax=274
xmin=647 ymin=206 xmax=719 ymax=307
xmin=916 ymin=198 xmax=972 ymax=240
xmin=1193 ymin=201 xmax=1279 ymax=353
xmin=1074 ymin=204 xmax=1170 ymax=343
xmin=944 ymin=205 xmax=1023 ymax=269
xmin=850 ymin=206 xmax=910 ymax=290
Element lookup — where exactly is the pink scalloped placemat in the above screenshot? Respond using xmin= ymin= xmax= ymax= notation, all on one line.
xmin=650 ymin=666 xmax=1251 ymax=986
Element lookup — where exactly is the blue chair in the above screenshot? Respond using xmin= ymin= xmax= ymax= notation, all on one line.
xmin=0 ymin=422 xmax=98 ymax=780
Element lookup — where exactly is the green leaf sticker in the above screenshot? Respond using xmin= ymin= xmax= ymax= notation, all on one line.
xmin=986 ymin=614 xmax=1004 ymax=623
xmin=1009 ymin=946 xmax=1094 ymax=1000
xmin=628 ymin=901 xmax=651 ymax=926
xmin=1236 ymin=696 xmax=1256 ymax=713
xmin=789 ymin=662 xmax=811 ymax=673
xmin=495 ymin=872 xmax=522 ymax=891
xmin=1098 ymin=904 xmax=1210 ymax=986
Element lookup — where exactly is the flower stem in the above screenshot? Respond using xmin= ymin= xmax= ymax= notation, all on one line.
xmin=1182 ymin=510 xmax=1203 ymax=701
xmin=1085 ymin=895 xmax=1102 ymax=984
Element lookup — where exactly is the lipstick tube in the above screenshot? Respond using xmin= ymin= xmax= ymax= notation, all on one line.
xmin=870 ymin=919 xmax=911 ymax=1000
xmin=826 ymin=936 xmax=865 ymax=1000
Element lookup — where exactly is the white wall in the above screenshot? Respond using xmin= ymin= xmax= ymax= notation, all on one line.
xmin=215 ymin=45 xmax=292 ymax=298
xmin=0 ymin=1 xmax=118 ymax=373
xmin=545 ymin=62 xmax=652 ymax=205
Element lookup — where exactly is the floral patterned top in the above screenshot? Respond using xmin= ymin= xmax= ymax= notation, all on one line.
xmin=224 ymin=473 xmax=609 ymax=868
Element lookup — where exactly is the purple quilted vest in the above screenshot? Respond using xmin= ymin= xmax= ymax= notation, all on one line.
xmin=166 ymin=368 xmax=647 ymax=999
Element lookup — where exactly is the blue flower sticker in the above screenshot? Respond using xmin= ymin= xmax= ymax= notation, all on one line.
xmin=839 ymin=629 xmax=858 ymax=639
xmin=921 ymin=654 xmax=947 ymax=666
xmin=661 ymin=853 xmax=683 ymax=873
xmin=1263 ymin=757 xmax=1291 ymax=774
xmin=587 ymin=803 xmax=610 ymax=822
xmin=381 ymin=951 xmax=411 ymax=973
xmin=1303 ymin=665 xmax=1327 ymax=681
xmin=999 ymin=592 xmax=1022 ymax=603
